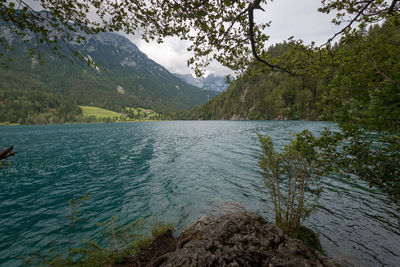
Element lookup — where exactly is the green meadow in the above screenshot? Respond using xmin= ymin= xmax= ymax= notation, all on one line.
xmin=80 ymin=106 xmax=122 ymax=119
xmin=80 ymin=106 xmax=161 ymax=122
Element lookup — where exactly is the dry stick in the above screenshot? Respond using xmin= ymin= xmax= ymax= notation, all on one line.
xmin=89 ymin=241 xmax=111 ymax=252
xmin=294 ymin=169 xmax=307 ymax=232
xmin=274 ymin=166 xmax=283 ymax=227
xmin=268 ymin=160 xmax=279 ymax=225
xmin=284 ymin=159 xmax=294 ymax=226
xmin=0 ymin=146 xmax=16 ymax=160
xmin=68 ymin=208 xmax=75 ymax=265
xmin=111 ymin=219 xmax=119 ymax=256
xmin=288 ymin=160 xmax=299 ymax=229
xmin=283 ymin=182 xmax=290 ymax=226
xmin=267 ymin=156 xmax=280 ymax=226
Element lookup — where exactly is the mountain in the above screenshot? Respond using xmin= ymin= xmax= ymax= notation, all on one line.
xmin=176 ymin=43 xmax=328 ymax=121
xmin=0 ymin=27 xmax=218 ymax=123
xmin=178 ymin=21 xmax=400 ymax=122
xmin=174 ymin=73 xmax=229 ymax=92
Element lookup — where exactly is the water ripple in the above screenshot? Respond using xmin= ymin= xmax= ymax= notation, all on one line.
xmin=0 ymin=121 xmax=399 ymax=266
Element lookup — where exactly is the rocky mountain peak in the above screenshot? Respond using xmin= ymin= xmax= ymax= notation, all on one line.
xmin=174 ymin=73 xmax=229 ymax=92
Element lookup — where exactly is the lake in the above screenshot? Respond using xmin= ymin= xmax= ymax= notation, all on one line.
xmin=0 ymin=121 xmax=399 ymax=266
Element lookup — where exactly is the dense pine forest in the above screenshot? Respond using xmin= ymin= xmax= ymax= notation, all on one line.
xmin=0 ymin=87 xmax=82 ymax=124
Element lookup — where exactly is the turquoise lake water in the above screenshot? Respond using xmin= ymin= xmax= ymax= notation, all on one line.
xmin=0 ymin=121 xmax=399 ymax=266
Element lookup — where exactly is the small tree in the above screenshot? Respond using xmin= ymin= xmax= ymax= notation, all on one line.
xmin=258 ymin=130 xmax=336 ymax=236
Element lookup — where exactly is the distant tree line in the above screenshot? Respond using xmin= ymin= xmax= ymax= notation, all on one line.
xmin=0 ymin=88 xmax=82 ymax=124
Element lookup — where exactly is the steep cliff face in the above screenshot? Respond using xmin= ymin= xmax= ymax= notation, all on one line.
xmin=174 ymin=73 xmax=229 ymax=92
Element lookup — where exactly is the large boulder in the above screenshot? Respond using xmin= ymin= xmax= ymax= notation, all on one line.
xmin=161 ymin=211 xmax=340 ymax=267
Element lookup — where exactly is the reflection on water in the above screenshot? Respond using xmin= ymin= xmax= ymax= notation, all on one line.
xmin=0 ymin=121 xmax=399 ymax=266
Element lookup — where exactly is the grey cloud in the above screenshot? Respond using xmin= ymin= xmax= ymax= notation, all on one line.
xmin=265 ymin=0 xmax=341 ymax=44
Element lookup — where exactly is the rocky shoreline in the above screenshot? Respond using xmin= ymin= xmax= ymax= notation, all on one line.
xmin=120 ymin=204 xmax=341 ymax=266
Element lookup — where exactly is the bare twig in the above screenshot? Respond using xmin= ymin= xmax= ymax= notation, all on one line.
xmin=0 ymin=146 xmax=17 ymax=160
xmin=111 ymin=219 xmax=119 ymax=256
xmin=368 ymin=56 xmax=400 ymax=89
xmin=217 ymin=9 xmax=248 ymax=45
xmin=320 ymin=0 xmax=374 ymax=48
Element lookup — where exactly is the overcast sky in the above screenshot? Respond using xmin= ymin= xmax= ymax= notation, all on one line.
xmin=127 ymin=0 xmax=342 ymax=77
xmin=27 ymin=0 xmax=343 ymax=77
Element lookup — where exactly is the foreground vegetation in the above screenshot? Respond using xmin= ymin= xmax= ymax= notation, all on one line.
xmin=22 ymin=195 xmax=174 ymax=266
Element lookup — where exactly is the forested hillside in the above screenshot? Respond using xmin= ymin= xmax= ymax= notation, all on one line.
xmin=178 ymin=20 xmax=399 ymax=125
xmin=178 ymin=68 xmax=326 ymax=120
xmin=0 ymin=30 xmax=217 ymax=124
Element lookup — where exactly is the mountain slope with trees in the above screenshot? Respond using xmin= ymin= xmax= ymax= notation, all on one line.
xmin=177 ymin=43 xmax=330 ymax=120
xmin=179 ymin=21 xmax=399 ymax=124
xmin=0 ymin=30 xmax=217 ymax=124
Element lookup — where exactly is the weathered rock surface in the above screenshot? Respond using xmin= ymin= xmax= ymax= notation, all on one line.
xmin=123 ymin=205 xmax=340 ymax=267
xmin=161 ymin=211 xmax=340 ymax=267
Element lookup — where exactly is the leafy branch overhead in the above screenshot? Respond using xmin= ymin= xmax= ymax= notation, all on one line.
xmin=1 ymin=0 xmax=399 ymax=75
xmin=319 ymin=0 xmax=400 ymax=47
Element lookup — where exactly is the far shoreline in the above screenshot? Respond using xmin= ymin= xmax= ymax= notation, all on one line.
xmin=0 ymin=119 xmax=330 ymax=127
xmin=0 ymin=119 xmax=164 ymax=127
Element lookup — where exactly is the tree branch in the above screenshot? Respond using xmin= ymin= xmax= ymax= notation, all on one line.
xmin=368 ymin=56 xmax=400 ymax=89
xmin=320 ymin=0 xmax=374 ymax=48
xmin=247 ymin=0 xmax=294 ymax=75
xmin=217 ymin=9 xmax=248 ymax=45
xmin=388 ymin=0 xmax=399 ymax=14
xmin=0 ymin=146 xmax=17 ymax=160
